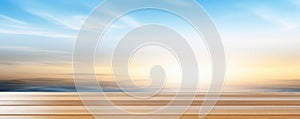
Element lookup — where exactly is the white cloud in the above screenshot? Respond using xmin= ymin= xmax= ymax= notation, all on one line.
xmin=28 ymin=11 xmax=86 ymax=30
xmin=97 ymin=8 xmax=142 ymax=28
xmin=79 ymin=10 xmax=142 ymax=33
xmin=0 ymin=15 xmax=28 ymax=25
xmin=0 ymin=14 xmax=76 ymax=39
xmin=0 ymin=46 xmax=70 ymax=54
xmin=252 ymin=8 xmax=299 ymax=29
xmin=119 ymin=16 xmax=141 ymax=28
xmin=0 ymin=28 xmax=75 ymax=39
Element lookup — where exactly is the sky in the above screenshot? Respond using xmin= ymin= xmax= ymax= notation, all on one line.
xmin=0 ymin=0 xmax=300 ymax=92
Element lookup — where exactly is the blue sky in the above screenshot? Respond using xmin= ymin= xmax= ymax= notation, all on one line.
xmin=0 ymin=0 xmax=300 ymax=92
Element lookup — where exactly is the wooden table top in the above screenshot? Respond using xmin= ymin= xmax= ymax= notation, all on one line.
xmin=0 ymin=92 xmax=300 ymax=119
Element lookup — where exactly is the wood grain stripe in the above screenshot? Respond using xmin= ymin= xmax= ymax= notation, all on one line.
xmin=0 ymin=92 xmax=299 ymax=119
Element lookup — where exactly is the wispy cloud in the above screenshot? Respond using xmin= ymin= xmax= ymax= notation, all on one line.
xmin=0 ymin=46 xmax=71 ymax=66
xmin=0 ymin=46 xmax=70 ymax=54
xmin=28 ymin=11 xmax=85 ymax=30
xmin=251 ymin=7 xmax=299 ymax=29
xmin=0 ymin=78 xmax=123 ymax=92
xmin=97 ymin=8 xmax=142 ymax=28
xmin=246 ymin=79 xmax=300 ymax=92
xmin=13 ymin=0 xmax=141 ymax=33
xmin=0 ymin=13 xmax=76 ymax=39
xmin=0 ymin=28 xmax=75 ymax=39
xmin=0 ymin=14 xmax=28 ymax=25
xmin=119 ymin=16 xmax=142 ymax=28
xmin=79 ymin=12 xmax=142 ymax=33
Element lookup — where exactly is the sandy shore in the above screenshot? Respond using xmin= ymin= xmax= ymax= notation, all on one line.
xmin=0 ymin=92 xmax=299 ymax=119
